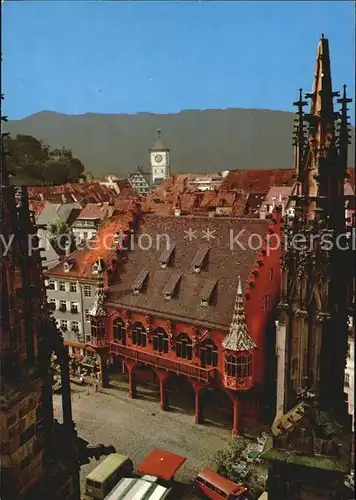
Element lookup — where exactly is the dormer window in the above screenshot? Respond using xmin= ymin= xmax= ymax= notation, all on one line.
xmin=63 ymin=261 xmax=73 ymax=273
xmin=159 ymin=244 xmax=176 ymax=269
xmin=200 ymin=279 xmax=217 ymax=307
xmin=163 ymin=272 xmax=181 ymax=301
xmin=192 ymin=247 xmax=209 ymax=273
xmin=132 ymin=269 xmax=149 ymax=295
xmin=92 ymin=262 xmax=99 ymax=274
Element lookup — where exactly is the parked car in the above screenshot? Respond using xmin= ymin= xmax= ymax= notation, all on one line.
xmin=85 ymin=453 xmax=133 ymax=499
xmin=193 ymin=467 xmax=249 ymax=500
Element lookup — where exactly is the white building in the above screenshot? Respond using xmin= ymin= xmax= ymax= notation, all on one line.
xmin=189 ymin=173 xmax=223 ymax=192
xmin=100 ymin=174 xmax=121 ymax=194
xmin=149 ymin=129 xmax=170 ymax=187
xmin=71 ymin=202 xmax=114 ymax=242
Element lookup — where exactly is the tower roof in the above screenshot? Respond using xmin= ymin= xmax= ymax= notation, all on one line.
xmin=222 ymin=276 xmax=256 ymax=351
xmin=150 ymin=129 xmax=169 ymax=152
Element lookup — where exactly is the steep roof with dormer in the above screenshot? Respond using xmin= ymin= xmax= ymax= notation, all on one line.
xmin=46 ymin=214 xmax=132 ymax=281
xmin=107 ymin=215 xmax=272 ymax=331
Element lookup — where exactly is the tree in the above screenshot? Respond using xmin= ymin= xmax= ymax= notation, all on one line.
xmin=48 ymin=220 xmax=76 ymax=254
xmin=212 ymin=437 xmax=248 ymax=478
xmin=4 ymin=134 xmax=85 ymax=185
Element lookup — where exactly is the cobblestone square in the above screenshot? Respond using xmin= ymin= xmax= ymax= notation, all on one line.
xmin=54 ymin=379 xmax=232 ymax=499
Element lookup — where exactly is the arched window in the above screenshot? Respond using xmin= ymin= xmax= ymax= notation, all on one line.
xmin=200 ymin=339 xmax=218 ymax=368
xmin=91 ymin=319 xmax=105 ymax=338
xmin=175 ymin=333 xmax=192 ymax=361
xmin=113 ymin=317 xmax=126 ymax=345
xmin=153 ymin=328 xmax=169 ymax=354
xmin=131 ymin=322 xmax=147 ymax=347
xmin=225 ymin=353 xmax=252 ymax=378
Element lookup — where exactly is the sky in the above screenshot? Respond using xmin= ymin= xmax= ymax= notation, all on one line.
xmin=2 ymin=1 xmax=355 ymax=121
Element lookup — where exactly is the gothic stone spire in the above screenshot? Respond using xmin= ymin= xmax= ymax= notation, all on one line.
xmin=222 ymin=277 xmax=256 ymax=351
xmin=297 ymin=35 xmax=345 ymax=225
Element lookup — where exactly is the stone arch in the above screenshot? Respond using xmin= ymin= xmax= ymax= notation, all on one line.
xmin=131 ymin=362 xmax=160 ymax=401
xmin=199 ymin=385 xmax=233 ymax=427
xmin=165 ymin=372 xmax=195 ymax=415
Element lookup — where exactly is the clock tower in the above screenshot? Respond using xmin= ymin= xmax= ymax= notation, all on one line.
xmin=149 ymin=128 xmax=170 ymax=187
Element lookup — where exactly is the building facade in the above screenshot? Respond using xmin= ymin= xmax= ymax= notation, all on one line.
xmin=72 ymin=202 xmax=114 ymax=242
xmin=264 ymin=36 xmax=354 ymax=499
xmin=45 ymin=274 xmax=97 ymax=346
xmin=129 ymin=166 xmax=151 ymax=195
xmin=188 ymin=174 xmax=223 ymax=192
xmin=87 ymin=214 xmax=282 ymax=435
xmin=45 ymin=214 xmax=133 ymax=379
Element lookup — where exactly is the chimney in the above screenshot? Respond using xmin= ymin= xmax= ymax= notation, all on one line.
xmin=61 ymin=194 xmax=67 ymax=203
xmin=278 ymin=192 xmax=282 ymax=203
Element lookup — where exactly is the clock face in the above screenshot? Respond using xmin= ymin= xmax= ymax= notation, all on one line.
xmin=155 ymin=154 xmax=163 ymax=163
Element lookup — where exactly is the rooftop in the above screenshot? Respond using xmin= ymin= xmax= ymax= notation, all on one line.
xmin=221 ymin=168 xmax=295 ymax=193
xmin=74 ymin=202 xmax=114 ymax=221
xmin=107 ymin=215 xmax=269 ymax=330
xmin=47 ymin=214 xmax=132 ymax=280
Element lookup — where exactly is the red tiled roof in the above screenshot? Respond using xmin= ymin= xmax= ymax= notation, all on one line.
xmin=221 ymin=168 xmax=295 ymax=193
xmin=231 ymin=193 xmax=249 ymax=216
xmin=47 ymin=214 xmax=132 ymax=280
xmin=136 ymin=450 xmax=187 ymax=481
xmin=29 ymin=200 xmax=45 ymax=217
xmin=76 ymin=202 xmax=114 ymax=220
xmin=263 ymin=186 xmax=295 ymax=206
xmin=28 ymin=181 xmax=118 ymax=205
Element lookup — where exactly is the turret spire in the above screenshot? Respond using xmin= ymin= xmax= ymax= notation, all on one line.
xmin=222 ymin=276 xmax=256 ymax=351
xmin=89 ymin=259 xmax=106 ymax=317
xmin=336 ymin=84 xmax=352 ymax=175
xmin=292 ymin=88 xmax=308 ymax=181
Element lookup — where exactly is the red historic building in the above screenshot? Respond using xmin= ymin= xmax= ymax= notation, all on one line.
xmin=90 ymin=214 xmax=282 ymax=435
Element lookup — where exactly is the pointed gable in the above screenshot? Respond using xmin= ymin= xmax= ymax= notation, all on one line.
xmin=222 ymin=277 xmax=256 ymax=352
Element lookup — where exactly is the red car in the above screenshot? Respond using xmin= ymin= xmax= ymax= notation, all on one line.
xmin=193 ymin=467 xmax=249 ymax=500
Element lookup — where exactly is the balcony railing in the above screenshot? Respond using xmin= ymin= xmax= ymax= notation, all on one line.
xmin=222 ymin=373 xmax=253 ymax=391
xmin=90 ymin=337 xmax=109 ymax=348
xmin=110 ymin=342 xmax=217 ymax=383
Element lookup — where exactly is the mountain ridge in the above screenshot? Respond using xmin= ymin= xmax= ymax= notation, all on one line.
xmin=4 ymin=108 xmax=355 ymax=178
